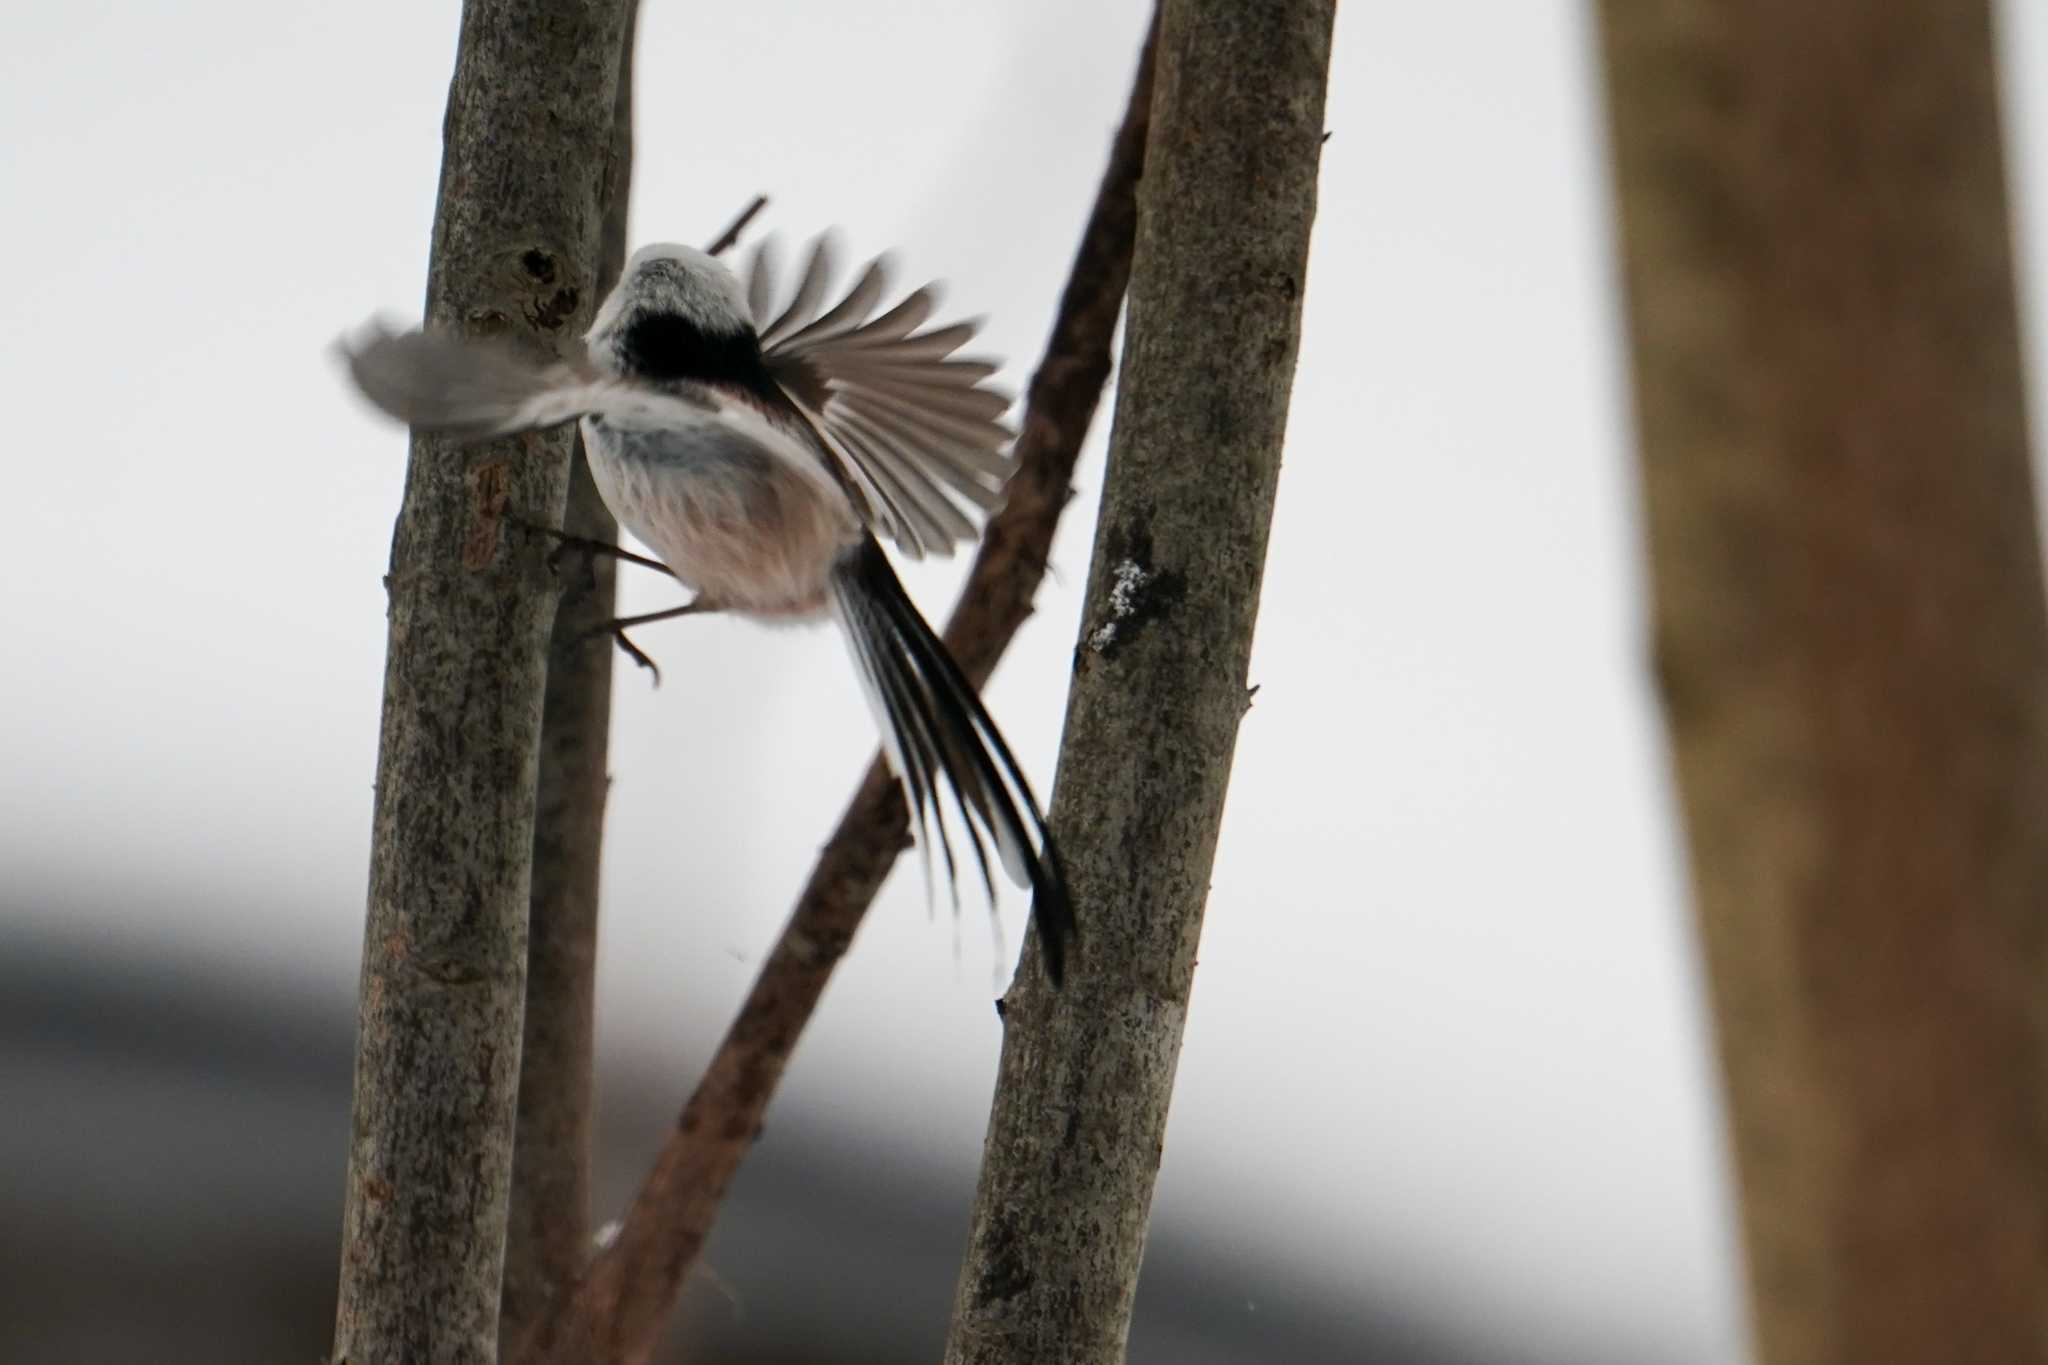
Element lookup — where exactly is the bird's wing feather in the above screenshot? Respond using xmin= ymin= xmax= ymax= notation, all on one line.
xmin=747 ymin=237 xmax=1016 ymax=561
xmin=338 ymin=320 xmax=847 ymax=505
xmin=338 ymin=321 xmax=720 ymax=439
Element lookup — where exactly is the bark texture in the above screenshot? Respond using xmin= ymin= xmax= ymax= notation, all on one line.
xmin=1594 ymin=3 xmax=2048 ymax=1361
xmin=334 ymin=1 xmax=635 ymax=1361
xmin=508 ymin=22 xmax=1163 ymax=1365
xmin=498 ymin=7 xmax=639 ymax=1352
xmin=943 ymin=5 xmax=1333 ymax=1363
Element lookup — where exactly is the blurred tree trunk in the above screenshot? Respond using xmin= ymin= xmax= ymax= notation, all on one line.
xmin=942 ymin=5 xmax=1334 ymax=1363
xmin=1594 ymin=3 xmax=2048 ymax=1361
xmin=333 ymin=1 xmax=636 ymax=1362
xmin=499 ymin=6 xmax=640 ymax=1353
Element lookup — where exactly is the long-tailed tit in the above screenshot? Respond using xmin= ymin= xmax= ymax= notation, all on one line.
xmin=342 ymin=236 xmax=1073 ymax=982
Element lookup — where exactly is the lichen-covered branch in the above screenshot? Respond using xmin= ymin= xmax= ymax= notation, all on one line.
xmin=943 ymin=4 xmax=1334 ymax=1362
xmin=507 ymin=19 xmax=1162 ymax=1365
xmin=332 ymin=0 xmax=636 ymax=1361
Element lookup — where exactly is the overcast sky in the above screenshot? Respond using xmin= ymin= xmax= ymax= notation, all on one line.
xmin=7 ymin=3 xmax=2048 ymax=1362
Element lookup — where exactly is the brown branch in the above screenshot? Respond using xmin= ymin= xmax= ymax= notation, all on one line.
xmin=508 ymin=16 xmax=1160 ymax=1365
xmin=1596 ymin=2 xmax=2048 ymax=1360
xmin=705 ymin=194 xmax=769 ymax=257
xmin=331 ymin=0 xmax=637 ymax=1360
xmin=498 ymin=3 xmax=640 ymax=1354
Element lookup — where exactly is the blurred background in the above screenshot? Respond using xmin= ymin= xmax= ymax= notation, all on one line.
xmin=5 ymin=2 xmax=2048 ymax=1361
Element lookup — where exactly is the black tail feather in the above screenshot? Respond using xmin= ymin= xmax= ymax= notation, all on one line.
xmin=829 ymin=535 xmax=1074 ymax=984
xmin=839 ymin=594 xmax=955 ymax=903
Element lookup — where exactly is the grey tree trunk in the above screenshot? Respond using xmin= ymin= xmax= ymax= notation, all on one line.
xmin=1593 ymin=3 xmax=2048 ymax=1361
xmin=942 ymin=5 xmax=1334 ymax=1363
xmin=499 ymin=8 xmax=639 ymax=1352
xmin=333 ymin=1 xmax=636 ymax=1361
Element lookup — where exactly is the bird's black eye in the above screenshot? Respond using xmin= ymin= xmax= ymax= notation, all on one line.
xmin=620 ymin=311 xmax=776 ymax=397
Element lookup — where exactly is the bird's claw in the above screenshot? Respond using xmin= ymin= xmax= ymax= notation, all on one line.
xmin=560 ymin=619 xmax=662 ymax=687
xmin=610 ymin=627 xmax=662 ymax=686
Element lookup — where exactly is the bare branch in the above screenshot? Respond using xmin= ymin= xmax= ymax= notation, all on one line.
xmin=942 ymin=4 xmax=1333 ymax=1360
xmin=1595 ymin=1 xmax=2048 ymax=1359
xmin=705 ymin=194 xmax=769 ymax=257
xmin=331 ymin=0 xmax=636 ymax=1360
xmin=498 ymin=4 xmax=640 ymax=1354
xmin=508 ymin=17 xmax=1162 ymax=1365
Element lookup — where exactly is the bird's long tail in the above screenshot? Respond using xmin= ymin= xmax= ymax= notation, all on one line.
xmin=828 ymin=535 xmax=1073 ymax=984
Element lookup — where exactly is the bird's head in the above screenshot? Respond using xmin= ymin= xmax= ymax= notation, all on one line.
xmin=587 ymin=243 xmax=761 ymax=384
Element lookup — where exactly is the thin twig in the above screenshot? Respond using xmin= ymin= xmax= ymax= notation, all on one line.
xmin=705 ymin=194 xmax=769 ymax=257
xmin=508 ymin=16 xmax=1160 ymax=1365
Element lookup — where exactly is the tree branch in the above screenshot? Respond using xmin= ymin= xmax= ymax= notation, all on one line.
xmin=705 ymin=194 xmax=769 ymax=257
xmin=508 ymin=16 xmax=1162 ymax=1365
xmin=332 ymin=0 xmax=636 ymax=1361
xmin=498 ymin=4 xmax=640 ymax=1354
xmin=943 ymin=3 xmax=1334 ymax=1361
xmin=1594 ymin=2 xmax=2048 ymax=1360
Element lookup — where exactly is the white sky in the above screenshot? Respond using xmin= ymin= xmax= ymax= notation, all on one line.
xmin=7 ymin=3 xmax=2048 ymax=1361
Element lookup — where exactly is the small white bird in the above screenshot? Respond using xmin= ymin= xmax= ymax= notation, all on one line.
xmin=342 ymin=235 xmax=1072 ymax=982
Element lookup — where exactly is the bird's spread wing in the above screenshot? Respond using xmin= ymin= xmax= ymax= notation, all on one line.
xmin=338 ymin=321 xmax=720 ymax=439
xmin=747 ymin=236 xmax=1016 ymax=561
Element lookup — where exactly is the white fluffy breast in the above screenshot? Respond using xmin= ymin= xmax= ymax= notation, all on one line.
xmin=580 ymin=412 xmax=856 ymax=619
